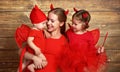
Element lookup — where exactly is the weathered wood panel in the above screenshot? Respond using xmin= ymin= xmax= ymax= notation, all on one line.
xmin=0 ymin=36 xmax=120 ymax=49
xmin=0 ymin=12 xmax=119 ymax=25
xmin=38 ymin=0 xmax=120 ymax=12
xmin=0 ymin=25 xmax=120 ymax=37
xmin=0 ymin=0 xmax=119 ymax=12
xmin=0 ymin=0 xmax=33 ymax=12
xmin=107 ymin=63 xmax=120 ymax=72
xmin=0 ymin=0 xmax=120 ymax=72
xmin=0 ymin=12 xmax=120 ymax=37
xmin=0 ymin=50 xmax=120 ymax=72
xmin=0 ymin=12 xmax=31 ymax=25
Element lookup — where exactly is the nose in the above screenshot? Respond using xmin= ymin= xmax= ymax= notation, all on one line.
xmin=47 ymin=20 xmax=50 ymax=25
xmin=72 ymin=24 xmax=75 ymax=27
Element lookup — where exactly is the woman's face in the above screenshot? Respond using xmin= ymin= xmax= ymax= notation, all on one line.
xmin=47 ymin=12 xmax=62 ymax=32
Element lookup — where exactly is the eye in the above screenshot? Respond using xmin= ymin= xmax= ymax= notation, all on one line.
xmin=51 ymin=19 xmax=54 ymax=23
xmin=72 ymin=22 xmax=77 ymax=26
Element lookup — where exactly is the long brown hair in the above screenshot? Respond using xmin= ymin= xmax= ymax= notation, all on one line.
xmin=48 ymin=8 xmax=67 ymax=35
xmin=72 ymin=9 xmax=91 ymax=29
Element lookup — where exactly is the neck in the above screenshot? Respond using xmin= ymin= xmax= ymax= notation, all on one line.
xmin=75 ymin=29 xmax=87 ymax=34
xmin=51 ymin=29 xmax=62 ymax=39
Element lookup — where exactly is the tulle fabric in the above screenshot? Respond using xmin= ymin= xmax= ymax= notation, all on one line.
xmin=61 ymin=29 xmax=107 ymax=72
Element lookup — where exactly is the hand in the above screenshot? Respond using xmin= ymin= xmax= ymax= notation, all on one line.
xmin=38 ymin=53 xmax=47 ymax=60
xmin=38 ymin=53 xmax=48 ymax=67
xmin=42 ymin=60 xmax=48 ymax=68
xmin=32 ymin=56 xmax=43 ymax=69
xmin=34 ymin=47 xmax=41 ymax=56
xmin=98 ymin=46 xmax=104 ymax=53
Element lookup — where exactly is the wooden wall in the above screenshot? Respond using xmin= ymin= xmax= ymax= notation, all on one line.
xmin=0 ymin=0 xmax=120 ymax=72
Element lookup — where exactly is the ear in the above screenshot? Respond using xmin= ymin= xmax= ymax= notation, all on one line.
xmin=60 ymin=22 xmax=64 ymax=27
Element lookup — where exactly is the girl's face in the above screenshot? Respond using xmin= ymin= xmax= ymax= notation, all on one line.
xmin=34 ymin=20 xmax=47 ymax=30
xmin=72 ymin=17 xmax=85 ymax=33
xmin=47 ymin=12 xmax=63 ymax=32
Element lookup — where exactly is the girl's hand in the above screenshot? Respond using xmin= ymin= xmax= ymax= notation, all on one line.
xmin=98 ymin=46 xmax=105 ymax=53
xmin=34 ymin=47 xmax=41 ymax=56
xmin=32 ymin=56 xmax=43 ymax=69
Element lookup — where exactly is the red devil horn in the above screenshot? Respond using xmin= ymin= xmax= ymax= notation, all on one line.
xmin=50 ymin=4 xmax=54 ymax=10
xmin=65 ymin=9 xmax=69 ymax=15
xmin=34 ymin=5 xmax=38 ymax=9
xmin=73 ymin=7 xmax=78 ymax=12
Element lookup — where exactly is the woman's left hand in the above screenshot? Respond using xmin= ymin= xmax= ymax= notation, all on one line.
xmin=32 ymin=55 xmax=43 ymax=69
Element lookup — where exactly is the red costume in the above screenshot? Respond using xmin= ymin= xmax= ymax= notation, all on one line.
xmin=31 ymin=35 xmax=68 ymax=72
xmin=64 ymin=28 xmax=107 ymax=72
xmin=26 ymin=29 xmax=45 ymax=54
xmin=15 ymin=5 xmax=47 ymax=72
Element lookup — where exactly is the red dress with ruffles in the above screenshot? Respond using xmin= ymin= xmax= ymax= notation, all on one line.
xmin=64 ymin=29 xmax=107 ymax=72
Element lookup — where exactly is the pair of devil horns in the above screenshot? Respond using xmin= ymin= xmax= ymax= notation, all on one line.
xmin=50 ymin=4 xmax=69 ymax=15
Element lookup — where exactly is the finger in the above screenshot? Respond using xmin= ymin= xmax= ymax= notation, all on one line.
xmin=43 ymin=61 xmax=48 ymax=67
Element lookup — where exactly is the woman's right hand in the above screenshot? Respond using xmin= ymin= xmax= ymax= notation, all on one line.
xmin=32 ymin=55 xmax=43 ymax=69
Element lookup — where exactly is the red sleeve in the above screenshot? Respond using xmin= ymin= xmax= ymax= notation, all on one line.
xmin=28 ymin=30 xmax=37 ymax=37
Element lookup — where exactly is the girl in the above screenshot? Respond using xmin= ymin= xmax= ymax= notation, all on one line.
xmin=65 ymin=9 xmax=107 ymax=72
xmin=24 ymin=5 xmax=69 ymax=72
xmin=17 ymin=5 xmax=48 ymax=72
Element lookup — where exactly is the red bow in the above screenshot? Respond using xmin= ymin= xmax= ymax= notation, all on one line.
xmin=82 ymin=13 xmax=88 ymax=18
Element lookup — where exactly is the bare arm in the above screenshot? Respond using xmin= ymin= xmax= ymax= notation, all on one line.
xmin=24 ymin=51 xmax=43 ymax=69
xmin=44 ymin=30 xmax=51 ymax=38
xmin=27 ymin=37 xmax=41 ymax=55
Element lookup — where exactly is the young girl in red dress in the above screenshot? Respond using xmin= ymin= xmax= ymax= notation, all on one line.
xmin=24 ymin=5 xmax=69 ymax=72
xmin=17 ymin=5 xmax=48 ymax=72
xmin=65 ymin=9 xmax=107 ymax=72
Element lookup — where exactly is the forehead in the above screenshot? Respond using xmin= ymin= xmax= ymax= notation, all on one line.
xmin=72 ymin=17 xmax=82 ymax=23
xmin=48 ymin=12 xmax=58 ymax=20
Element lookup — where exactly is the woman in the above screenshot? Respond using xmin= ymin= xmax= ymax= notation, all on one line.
xmin=24 ymin=7 xmax=69 ymax=72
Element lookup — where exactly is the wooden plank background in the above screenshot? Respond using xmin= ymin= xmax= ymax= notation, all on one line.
xmin=0 ymin=0 xmax=120 ymax=72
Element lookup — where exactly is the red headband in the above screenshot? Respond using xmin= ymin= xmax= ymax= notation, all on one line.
xmin=73 ymin=8 xmax=88 ymax=18
xmin=50 ymin=4 xmax=69 ymax=15
xmin=30 ymin=5 xmax=47 ymax=24
xmin=73 ymin=7 xmax=78 ymax=12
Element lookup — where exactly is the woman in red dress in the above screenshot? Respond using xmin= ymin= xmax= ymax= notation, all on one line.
xmin=24 ymin=6 xmax=69 ymax=72
xmin=65 ymin=9 xmax=107 ymax=72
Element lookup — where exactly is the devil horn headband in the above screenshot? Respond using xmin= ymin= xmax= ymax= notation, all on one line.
xmin=50 ymin=4 xmax=69 ymax=15
xmin=65 ymin=9 xmax=69 ymax=15
xmin=73 ymin=7 xmax=78 ymax=12
xmin=50 ymin=4 xmax=54 ymax=10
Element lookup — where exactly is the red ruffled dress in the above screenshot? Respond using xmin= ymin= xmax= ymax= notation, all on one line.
xmin=33 ymin=35 xmax=69 ymax=72
xmin=64 ymin=29 xmax=107 ymax=72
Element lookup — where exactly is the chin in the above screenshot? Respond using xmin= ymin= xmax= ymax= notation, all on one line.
xmin=47 ymin=28 xmax=53 ymax=32
xmin=73 ymin=29 xmax=77 ymax=32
